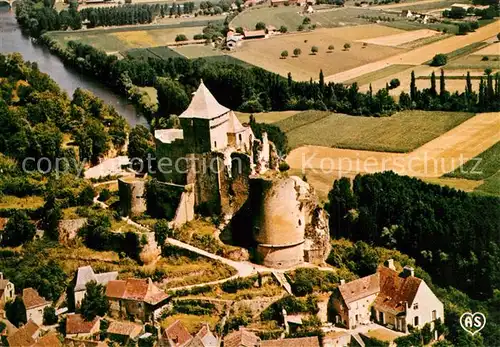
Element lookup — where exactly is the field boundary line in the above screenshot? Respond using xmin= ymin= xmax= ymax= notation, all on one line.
xmin=281 ymin=112 xmax=331 ymax=133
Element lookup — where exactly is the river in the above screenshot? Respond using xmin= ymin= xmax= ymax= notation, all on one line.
xmin=0 ymin=6 xmax=148 ymax=127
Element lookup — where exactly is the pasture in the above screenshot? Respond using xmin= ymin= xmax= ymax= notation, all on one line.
xmin=277 ymin=110 xmax=474 ymax=152
xmin=48 ymin=25 xmax=205 ymax=52
xmin=446 ymin=54 xmax=500 ymax=70
xmin=173 ymin=45 xmax=223 ymax=58
xmin=356 ymin=29 xmax=439 ymax=47
xmin=232 ymin=28 xmax=406 ymax=81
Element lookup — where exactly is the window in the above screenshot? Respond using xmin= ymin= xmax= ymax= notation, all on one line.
xmin=432 ymin=310 xmax=437 ymax=320
xmin=239 ymin=134 xmax=242 ymax=141
xmin=214 ymin=141 xmax=217 ymax=148
xmin=414 ymin=316 xmax=419 ymax=326
xmin=413 ymin=303 xmax=419 ymax=310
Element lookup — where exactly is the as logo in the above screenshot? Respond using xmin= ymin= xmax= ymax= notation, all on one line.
xmin=460 ymin=312 xmax=486 ymax=336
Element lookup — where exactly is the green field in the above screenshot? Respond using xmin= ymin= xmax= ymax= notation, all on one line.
xmin=231 ymin=6 xmax=388 ymax=31
xmin=384 ymin=20 xmax=459 ymax=34
xmin=392 ymin=0 xmax=459 ymax=11
xmin=344 ymin=64 xmax=414 ymax=85
xmin=475 ymin=171 xmax=500 ymax=196
xmin=235 ymin=110 xmax=300 ymax=124
xmin=124 ymin=46 xmax=184 ymax=60
xmin=173 ymin=45 xmax=223 ymax=58
xmin=445 ymin=142 xmax=500 ymax=181
xmin=277 ymin=110 xmax=474 ymax=152
xmin=446 ymin=55 xmax=500 ymax=70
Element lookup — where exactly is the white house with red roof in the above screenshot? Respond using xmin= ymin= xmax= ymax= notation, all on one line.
xmin=331 ymin=259 xmax=443 ymax=332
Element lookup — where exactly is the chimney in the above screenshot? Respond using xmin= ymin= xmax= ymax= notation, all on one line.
xmin=0 ymin=272 xmax=3 ymax=280
xmin=386 ymin=259 xmax=395 ymax=271
xmin=403 ymin=266 xmax=414 ymax=277
xmin=340 ymin=279 xmax=345 ymax=285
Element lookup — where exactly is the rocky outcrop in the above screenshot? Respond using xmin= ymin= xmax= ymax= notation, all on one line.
xmin=58 ymin=218 xmax=87 ymax=244
xmin=139 ymin=232 xmax=161 ymax=265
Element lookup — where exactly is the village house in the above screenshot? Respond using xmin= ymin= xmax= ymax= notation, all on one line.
xmin=106 ymin=278 xmax=169 ymax=322
xmin=22 ymin=288 xmax=51 ymax=326
xmin=107 ymin=321 xmax=143 ymax=343
xmin=223 ymin=327 xmax=260 ymax=347
xmin=331 ymin=259 xmax=444 ymax=333
xmin=0 ymin=273 xmax=15 ymax=315
xmin=65 ymin=314 xmax=101 ymax=339
xmin=74 ymin=265 xmax=118 ymax=307
xmin=261 ymin=336 xmax=320 ymax=347
xmin=243 ymin=30 xmax=268 ymax=39
xmin=187 ymin=323 xmax=219 ymax=347
xmin=7 ymin=320 xmax=41 ymax=347
xmin=163 ymin=319 xmax=193 ymax=347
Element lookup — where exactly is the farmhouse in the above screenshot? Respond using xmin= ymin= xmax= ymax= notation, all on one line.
xmin=331 ymin=260 xmax=443 ymax=332
xmin=23 ymin=288 xmax=51 ymax=326
xmin=107 ymin=321 xmax=143 ymax=342
xmin=74 ymin=265 xmax=118 ymax=307
xmin=7 ymin=320 xmax=41 ymax=347
xmin=106 ymin=278 xmax=169 ymax=321
xmin=244 ymin=30 xmax=268 ymax=39
xmin=162 ymin=320 xmax=192 ymax=346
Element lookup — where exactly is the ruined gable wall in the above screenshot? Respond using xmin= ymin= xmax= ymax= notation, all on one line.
xmin=155 ymin=138 xmax=187 ymax=185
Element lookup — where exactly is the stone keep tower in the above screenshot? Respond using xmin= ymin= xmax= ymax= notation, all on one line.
xmin=250 ymin=176 xmax=330 ymax=268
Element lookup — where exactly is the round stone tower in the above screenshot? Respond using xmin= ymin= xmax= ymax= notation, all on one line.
xmin=118 ymin=177 xmax=146 ymax=217
xmin=251 ymin=176 xmax=314 ymax=268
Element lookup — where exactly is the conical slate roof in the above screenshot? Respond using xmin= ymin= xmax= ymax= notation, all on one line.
xmin=180 ymin=81 xmax=230 ymax=120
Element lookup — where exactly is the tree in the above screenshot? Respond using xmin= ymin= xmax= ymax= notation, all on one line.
xmin=430 ymin=54 xmax=447 ymax=66
xmin=154 ymin=219 xmax=171 ymax=246
xmin=281 ymin=50 xmax=289 ymax=59
xmin=155 ymin=77 xmax=189 ymax=117
xmin=128 ymin=125 xmax=155 ymax=172
xmin=175 ymin=34 xmax=188 ymax=42
xmin=297 ymin=24 xmax=304 ymax=31
xmin=40 ymin=191 xmax=62 ymax=240
xmin=279 ymin=25 xmax=287 ymax=33
xmin=328 ymin=44 xmax=334 ymax=52
xmin=343 ymin=43 xmax=351 ymax=51
xmin=293 ymin=48 xmax=302 ymax=57
xmin=5 ymin=297 xmax=27 ymax=327
xmin=410 ymin=70 xmax=417 ymax=102
xmin=255 ymin=21 xmax=266 ymax=30
xmin=302 ymin=17 xmax=311 ymax=25
xmin=1 ymin=210 xmax=35 ymax=247
xmin=389 ymin=78 xmax=400 ymax=89
xmin=80 ymin=281 xmax=109 ymax=320
xmin=458 ymin=22 xmax=471 ymax=35
xmin=430 ymin=71 xmax=437 ymax=96
xmin=78 ymin=185 xmax=95 ymax=206
xmin=440 ymin=68 xmax=446 ymax=99
xmin=43 ymin=306 xmax=58 ymax=325
xmin=311 ymin=46 xmax=318 ymax=55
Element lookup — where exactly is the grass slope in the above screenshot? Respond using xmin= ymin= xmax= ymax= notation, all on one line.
xmin=277 ymin=110 xmax=474 ymax=152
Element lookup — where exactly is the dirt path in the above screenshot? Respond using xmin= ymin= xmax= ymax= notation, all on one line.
xmin=324 ymin=20 xmax=500 ymax=83
xmin=287 ymin=112 xmax=500 ymax=179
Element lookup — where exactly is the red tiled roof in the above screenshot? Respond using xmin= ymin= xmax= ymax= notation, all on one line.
xmin=164 ymin=320 xmax=192 ymax=346
xmin=32 ymin=332 xmax=62 ymax=347
xmin=107 ymin=321 xmax=143 ymax=338
xmin=22 ymin=288 xmax=49 ymax=310
xmin=66 ymin=314 xmax=100 ymax=335
xmin=223 ymin=328 xmax=260 ymax=347
xmin=338 ymin=273 xmax=380 ymax=304
xmin=243 ymin=30 xmax=266 ymax=38
xmin=106 ymin=278 xmax=169 ymax=305
xmin=0 ymin=218 xmax=8 ymax=230
xmin=374 ymin=267 xmax=422 ymax=314
xmin=261 ymin=336 xmax=320 ymax=347
xmin=7 ymin=320 xmax=39 ymax=347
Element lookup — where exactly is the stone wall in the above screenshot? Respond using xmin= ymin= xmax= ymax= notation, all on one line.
xmin=155 ymin=136 xmax=187 ymax=185
xmin=118 ymin=178 xmax=146 ymax=217
xmin=171 ymin=184 xmax=195 ymax=229
xmin=58 ymin=218 xmax=87 ymax=244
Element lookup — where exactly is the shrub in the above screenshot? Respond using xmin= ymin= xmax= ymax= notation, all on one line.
xmin=279 ymin=162 xmax=290 ymax=172
xmin=221 ymin=277 xmax=254 ymax=293
xmin=175 ymin=34 xmax=188 ymax=42
xmin=293 ymin=48 xmax=302 ymax=56
xmin=303 ymin=17 xmax=311 ymax=25
xmin=193 ymin=34 xmax=204 ymax=40
xmin=430 ymin=54 xmax=447 ymax=66
xmin=389 ymin=78 xmax=400 ymax=89
xmin=328 ymin=44 xmax=334 ymax=51
xmin=343 ymin=43 xmax=351 ymax=51
xmin=279 ymin=25 xmax=287 ymax=33
xmin=98 ymin=189 xmax=111 ymax=202
xmin=43 ymin=306 xmax=58 ymax=325
xmin=481 ymin=56 xmax=489 ymax=61
xmin=297 ymin=24 xmax=304 ymax=31
xmin=311 ymin=46 xmax=319 ymax=54
xmin=255 ymin=22 xmax=266 ymax=30
xmin=281 ymin=50 xmax=289 ymax=59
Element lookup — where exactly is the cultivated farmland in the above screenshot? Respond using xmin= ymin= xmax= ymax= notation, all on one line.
xmin=231 ymin=28 xmax=406 ymax=81
xmin=356 ymin=29 xmax=440 ymax=47
xmin=277 ymin=110 xmax=474 ymax=152
xmin=471 ymin=42 xmax=500 ymax=56
xmin=173 ymin=45 xmax=223 ymax=58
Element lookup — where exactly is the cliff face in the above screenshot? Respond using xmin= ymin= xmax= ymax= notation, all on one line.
xmin=247 ymin=175 xmax=330 ymax=268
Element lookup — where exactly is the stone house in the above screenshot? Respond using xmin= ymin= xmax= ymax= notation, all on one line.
xmin=223 ymin=327 xmax=260 ymax=347
xmin=7 ymin=320 xmax=41 ymax=347
xmin=331 ymin=260 xmax=444 ymax=333
xmin=106 ymin=278 xmax=169 ymax=322
xmin=162 ymin=320 xmax=193 ymax=346
xmin=0 ymin=273 xmax=15 ymax=309
xmin=107 ymin=321 xmax=143 ymax=342
xmin=261 ymin=336 xmax=320 ymax=347
xmin=188 ymin=323 xmax=219 ymax=347
xmin=66 ymin=314 xmax=101 ymax=338
xmin=74 ymin=265 xmax=118 ymax=307
xmin=22 ymin=288 xmax=51 ymax=326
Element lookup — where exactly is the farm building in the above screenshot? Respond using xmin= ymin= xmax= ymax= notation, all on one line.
xmin=244 ymin=30 xmax=268 ymax=39
xmin=451 ymin=3 xmax=473 ymax=11
xmin=226 ymin=31 xmax=243 ymax=49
